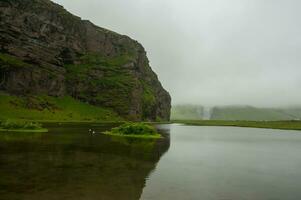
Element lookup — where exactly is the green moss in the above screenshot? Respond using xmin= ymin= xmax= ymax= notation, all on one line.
xmin=0 ymin=53 xmax=32 ymax=70
xmin=65 ymin=53 xmax=137 ymax=117
xmin=141 ymin=82 xmax=156 ymax=120
xmin=79 ymin=53 xmax=134 ymax=67
xmin=104 ymin=123 xmax=162 ymax=139
xmin=0 ymin=92 xmax=122 ymax=122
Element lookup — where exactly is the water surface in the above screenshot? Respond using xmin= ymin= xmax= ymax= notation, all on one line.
xmin=0 ymin=123 xmax=170 ymax=200
xmin=1 ymin=123 xmax=301 ymax=200
xmin=142 ymin=124 xmax=301 ymax=200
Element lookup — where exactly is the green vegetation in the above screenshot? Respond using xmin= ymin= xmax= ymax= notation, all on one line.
xmin=171 ymin=104 xmax=301 ymax=121
xmin=171 ymin=105 xmax=203 ymax=120
xmin=0 ymin=119 xmax=47 ymax=132
xmin=211 ymin=106 xmax=298 ymax=121
xmin=104 ymin=123 xmax=162 ymax=139
xmin=141 ymin=81 xmax=156 ymax=119
xmin=65 ymin=53 xmax=137 ymax=117
xmin=281 ymin=107 xmax=301 ymax=119
xmin=0 ymin=92 xmax=122 ymax=122
xmin=173 ymin=120 xmax=301 ymax=131
xmin=0 ymin=53 xmax=32 ymax=70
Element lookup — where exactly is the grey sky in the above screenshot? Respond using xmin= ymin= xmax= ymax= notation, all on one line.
xmin=53 ymin=0 xmax=301 ymax=107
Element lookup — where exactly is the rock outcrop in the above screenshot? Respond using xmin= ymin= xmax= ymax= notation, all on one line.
xmin=0 ymin=0 xmax=171 ymax=120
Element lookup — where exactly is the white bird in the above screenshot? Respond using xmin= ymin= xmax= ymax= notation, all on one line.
xmin=92 ymin=131 xmax=95 ymax=134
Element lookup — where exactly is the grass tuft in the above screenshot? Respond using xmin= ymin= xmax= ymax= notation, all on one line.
xmin=104 ymin=123 xmax=162 ymax=139
xmin=0 ymin=119 xmax=47 ymax=132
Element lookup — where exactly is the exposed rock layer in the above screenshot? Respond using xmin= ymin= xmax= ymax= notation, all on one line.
xmin=0 ymin=0 xmax=171 ymax=120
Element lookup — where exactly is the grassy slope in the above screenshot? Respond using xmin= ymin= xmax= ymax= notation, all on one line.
xmin=0 ymin=92 xmax=123 ymax=122
xmin=173 ymin=120 xmax=301 ymax=131
xmin=211 ymin=106 xmax=297 ymax=121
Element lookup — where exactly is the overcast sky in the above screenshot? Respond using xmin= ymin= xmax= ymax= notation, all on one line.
xmin=53 ymin=0 xmax=301 ymax=107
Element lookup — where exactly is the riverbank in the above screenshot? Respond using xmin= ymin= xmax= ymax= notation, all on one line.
xmin=173 ymin=120 xmax=301 ymax=131
xmin=0 ymin=128 xmax=48 ymax=133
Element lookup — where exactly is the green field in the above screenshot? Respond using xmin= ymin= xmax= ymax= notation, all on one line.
xmin=173 ymin=120 xmax=301 ymax=131
xmin=0 ymin=92 xmax=123 ymax=122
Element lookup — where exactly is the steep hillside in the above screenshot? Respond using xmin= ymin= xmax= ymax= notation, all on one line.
xmin=0 ymin=0 xmax=171 ymax=121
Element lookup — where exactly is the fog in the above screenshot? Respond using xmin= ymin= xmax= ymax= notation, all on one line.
xmin=53 ymin=0 xmax=301 ymax=107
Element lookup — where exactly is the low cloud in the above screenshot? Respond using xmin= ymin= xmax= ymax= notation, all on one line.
xmin=53 ymin=0 xmax=301 ymax=107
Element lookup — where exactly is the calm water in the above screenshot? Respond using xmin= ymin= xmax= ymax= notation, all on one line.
xmin=1 ymin=124 xmax=301 ymax=200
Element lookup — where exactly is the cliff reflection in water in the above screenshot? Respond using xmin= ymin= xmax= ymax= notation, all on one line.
xmin=0 ymin=123 xmax=170 ymax=200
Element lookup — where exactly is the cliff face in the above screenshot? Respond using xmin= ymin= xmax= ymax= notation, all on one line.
xmin=0 ymin=0 xmax=171 ymax=121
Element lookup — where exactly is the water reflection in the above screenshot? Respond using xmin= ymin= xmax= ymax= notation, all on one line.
xmin=0 ymin=123 xmax=170 ymax=200
xmin=141 ymin=125 xmax=301 ymax=200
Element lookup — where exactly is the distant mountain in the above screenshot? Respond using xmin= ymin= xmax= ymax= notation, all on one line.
xmin=171 ymin=105 xmax=203 ymax=120
xmin=211 ymin=106 xmax=300 ymax=121
xmin=280 ymin=107 xmax=301 ymax=119
xmin=171 ymin=105 xmax=301 ymax=121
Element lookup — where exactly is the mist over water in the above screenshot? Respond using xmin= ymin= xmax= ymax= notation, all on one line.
xmin=53 ymin=0 xmax=301 ymax=107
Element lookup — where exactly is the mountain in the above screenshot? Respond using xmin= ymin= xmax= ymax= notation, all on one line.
xmin=211 ymin=106 xmax=299 ymax=121
xmin=0 ymin=0 xmax=171 ymax=121
xmin=171 ymin=105 xmax=203 ymax=120
xmin=171 ymin=105 xmax=301 ymax=121
xmin=280 ymin=107 xmax=301 ymax=119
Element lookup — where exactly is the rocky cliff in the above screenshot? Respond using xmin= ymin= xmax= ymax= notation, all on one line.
xmin=0 ymin=0 xmax=171 ymax=121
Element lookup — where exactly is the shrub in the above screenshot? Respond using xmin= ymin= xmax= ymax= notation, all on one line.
xmin=0 ymin=119 xmax=43 ymax=130
xmin=110 ymin=123 xmax=157 ymax=136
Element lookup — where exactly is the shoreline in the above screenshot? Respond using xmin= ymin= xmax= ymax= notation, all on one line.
xmin=0 ymin=128 xmax=48 ymax=133
xmin=172 ymin=120 xmax=301 ymax=131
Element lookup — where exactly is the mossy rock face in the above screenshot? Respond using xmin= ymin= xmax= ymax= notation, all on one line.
xmin=0 ymin=0 xmax=171 ymax=121
xmin=104 ymin=123 xmax=162 ymax=139
xmin=65 ymin=53 xmax=137 ymax=117
xmin=0 ymin=53 xmax=32 ymax=70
